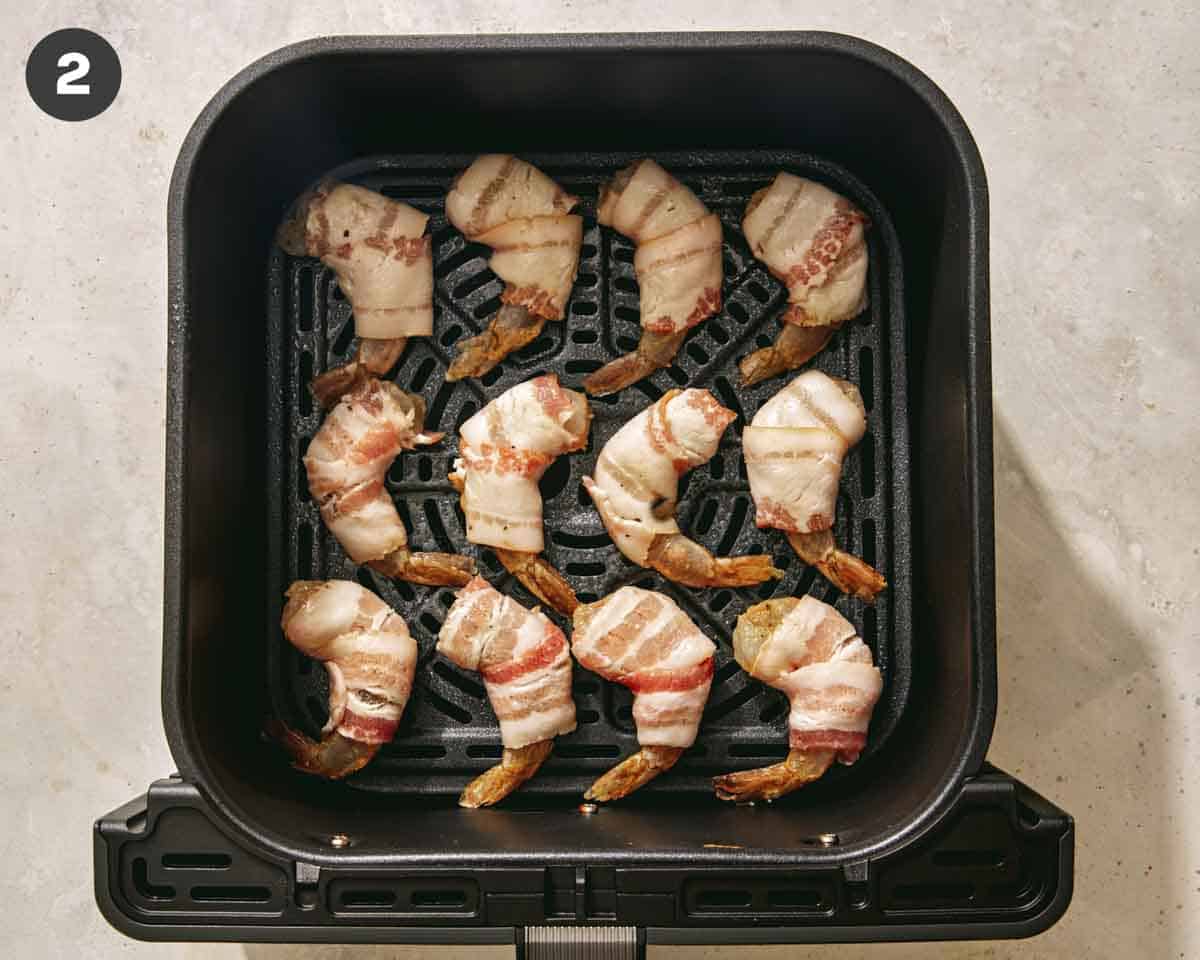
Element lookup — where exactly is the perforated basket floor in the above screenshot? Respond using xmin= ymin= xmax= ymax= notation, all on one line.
xmin=265 ymin=150 xmax=911 ymax=799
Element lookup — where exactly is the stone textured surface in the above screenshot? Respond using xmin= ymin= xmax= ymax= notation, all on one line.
xmin=0 ymin=2 xmax=1196 ymax=958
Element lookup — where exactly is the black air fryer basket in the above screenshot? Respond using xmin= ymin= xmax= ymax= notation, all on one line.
xmin=94 ymin=33 xmax=1073 ymax=951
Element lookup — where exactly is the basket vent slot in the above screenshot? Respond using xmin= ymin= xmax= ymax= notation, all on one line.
xmin=767 ymin=888 xmax=823 ymax=910
xmin=859 ymin=346 xmax=875 ymax=409
xmin=190 ymin=885 xmax=271 ymax=903
xmin=412 ymin=888 xmax=467 ymax=908
xmin=340 ymin=889 xmax=396 ymax=908
xmin=387 ymin=744 xmax=447 ymax=759
xmin=297 ymin=267 xmax=314 ymax=331
xmin=161 ymin=853 xmax=231 ymax=870
xmin=891 ymin=882 xmax=974 ymax=903
xmin=565 ymin=560 xmax=606 ymax=577
xmin=555 ymin=744 xmax=620 ymax=758
xmin=694 ymin=888 xmax=751 ymax=909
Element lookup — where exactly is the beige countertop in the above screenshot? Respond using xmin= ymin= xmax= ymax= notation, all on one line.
xmin=1 ymin=2 xmax=1196 ymax=958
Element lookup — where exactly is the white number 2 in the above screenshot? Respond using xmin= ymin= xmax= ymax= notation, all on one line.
xmin=56 ymin=52 xmax=91 ymax=96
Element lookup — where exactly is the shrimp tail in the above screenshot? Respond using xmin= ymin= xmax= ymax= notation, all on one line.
xmin=355 ymin=336 xmax=409 ymax=375
xmin=646 ymin=533 xmax=782 ymax=588
xmin=713 ymin=748 xmax=835 ymax=802
xmin=275 ymin=183 xmax=324 ymax=256
xmin=583 ymin=329 xmax=687 ymax=397
xmin=370 ymin=549 xmax=476 ymax=588
xmin=738 ymin=322 xmax=834 ymax=387
xmin=264 ymin=717 xmax=380 ymax=780
xmin=787 ymin=529 xmax=886 ymax=602
xmin=447 ymin=304 xmax=545 ymax=382
xmin=314 ymin=337 xmax=409 ymax=409
xmin=585 ymin=745 xmax=684 ymax=802
xmin=459 ymin=740 xmax=555 ymax=808
xmin=385 ymin=387 xmax=443 ymax=447
xmin=495 ymin=548 xmax=579 ymax=616
xmin=311 ymin=361 xmax=372 ymax=411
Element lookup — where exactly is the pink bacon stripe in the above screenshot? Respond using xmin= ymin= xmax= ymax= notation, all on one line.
xmin=624 ymin=657 xmax=714 ymax=694
xmin=481 ymin=625 xmax=568 ymax=685
xmin=340 ymin=710 xmax=401 ymax=745
xmin=789 ymin=729 xmax=867 ymax=756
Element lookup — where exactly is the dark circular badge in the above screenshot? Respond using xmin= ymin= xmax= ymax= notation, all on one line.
xmin=26 ymin=28 xmax=121 ymax=122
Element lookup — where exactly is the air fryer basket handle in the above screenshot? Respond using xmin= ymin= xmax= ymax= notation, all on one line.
xmin=94 ymin=768 xmax=1071 ymax=945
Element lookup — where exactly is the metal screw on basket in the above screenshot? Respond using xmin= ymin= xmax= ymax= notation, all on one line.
xmin=329 ymin=833 xmax=351 ymax=849
xmin=817 ymin=832 xmax=840 ymax=847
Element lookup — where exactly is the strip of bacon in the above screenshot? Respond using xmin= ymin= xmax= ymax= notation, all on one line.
xmin=732 ymin=595 xmax=881 ymax=763
xmin=443 ymin=155 xmax=583 ymax=380
xmin=737 ymin=173 xmax=870 ymax=386
xmin=449 ymin=374 xmax=590 ymax=616
xmin=451 ymin=374 xmax=590 ymax=555
xmin=437 ymin=577 xmax=577 ymax=807
xmin=293 ymin=181 xmax=434 ymax=340
xmin=277 ymin=181 xmax=435 ymax=407
xmin=266 ymin=580 xmax=417 ymax=780
xmin=584 ymin=159 xmax=724 ymax=396
xmin=283 ymin=579 xmax=418 ymax=745
xmin=583 ymin=388 xmax=780 ymax=588
xmin=439 ymin=576 xmax=577 ymax=750
xmin=304 ymin=377 xmax=474 ymax=587
xmin=743 ymin=369 xmax=866 ymax=535
xmin=742 ymin=173 xmax=868 ymax=329
xmin=712 ymin=594 xmax=882 ymax=802
xmin=742 ymin=369 xmax=885 ymax=600
xmin=573 ymin=588 xmax=714 ymax=748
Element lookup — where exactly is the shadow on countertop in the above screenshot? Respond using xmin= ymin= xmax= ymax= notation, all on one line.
xmin=977 ymin=412 xmax=1174 ymax=957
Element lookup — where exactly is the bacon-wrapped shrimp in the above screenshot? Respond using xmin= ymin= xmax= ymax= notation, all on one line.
xmin=278 ymin=181 xmax=434 ymax=407
xmin=449 ymin=374 xmax=591 ymax=615
xmin=583 ymin=388 xmax=781 ymax=588
xmin=739 ymin=174 xmax=869 ymax=386
xmin=714 ymin=596 xmax=881 ymax=801
xmin=444 ymin=155 xmax=583 ymax=380
xmin=572 ymin=587 xmax=715 ymax=801
xmin=744 ymin=369 xmax=885 ymax=601
xmin=305 ymin=376 xmax=475 ymax=587
xmin=268 ymin=580 xmax=418 ymax=779
xmin=584 ymin=160 xmax=723 ymax=396
xmin=437 ymin=577 xmax=577 ymax=807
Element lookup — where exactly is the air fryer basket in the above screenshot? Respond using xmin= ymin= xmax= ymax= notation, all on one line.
xmin=268 ymin=150 xmax=911 ymax=797
xmin=95 ymin=33 xmax=1073 ymax=948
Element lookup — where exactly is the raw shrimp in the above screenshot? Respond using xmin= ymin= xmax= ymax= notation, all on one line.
xmin=743 ymin=369 xmax=886 ymax=601
xmin=278 ymin=181 xmax=434 ymax=406
xmin=438 ymin=577 xmax=577 ymax=807
xmin=585 ymin=160 xmax=723 ymax=396
xmin=572 ymin=587 xmax=715 ymax=801
xmin=268 ymin=580 xmax=417 ymax=779
xmin=450 ymin=374 xmax=591 ymax=616
xmin=713 ymin=596 xmax=881 ymax=802
xmin=584 ymin=388 xmax=781 ymax=588
xmin=738 ymin=173 xmax=869 ymax=386
xmin=444 ymin=155 xmax=583 ymax=380
xmin=305 ymin=377 xmax=475 ymax=587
